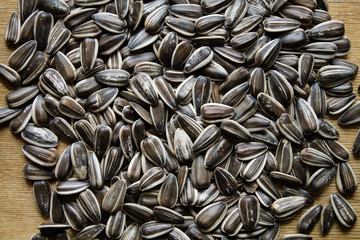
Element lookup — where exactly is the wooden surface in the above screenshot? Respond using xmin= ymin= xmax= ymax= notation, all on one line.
xmin=0 ymin=1 xmax=360 ymax=239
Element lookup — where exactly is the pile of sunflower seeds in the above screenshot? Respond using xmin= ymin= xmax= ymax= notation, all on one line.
xmin=0 ymin=0 xmax=358 ymax=239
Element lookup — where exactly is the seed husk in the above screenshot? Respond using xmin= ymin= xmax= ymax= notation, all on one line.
xmin=339 ymin=102 xmax=360 ymax=125
xmin=37 ymin=223 xmax=71 ymax=235
xmin=282 ymin=186 xmax=314 ymax=205
xmin=255 ymin=38 xmax=282 ymax=69
xmin=93 ymin=12 xmax=126 ymax=34
xmin=257 ymin=174 xmax=282 ymax=201
xmin=88 ymin=152 xmax=103 ymax=190
xmin=102 ymin=146 xmax=123 ymax=181
xmin=158 ymin=173 xmax=179 ymax=208
xmin=276 ymin=113 xmax=304 ymax=145
xmin=70 ymin=141 xmax=88 ymax=180
xmin=0 ymin=63 xmax=20 ymax=89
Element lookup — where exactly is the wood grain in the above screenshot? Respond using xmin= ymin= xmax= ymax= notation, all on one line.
xmin=0 ymin=1 xmax=359 ymax=239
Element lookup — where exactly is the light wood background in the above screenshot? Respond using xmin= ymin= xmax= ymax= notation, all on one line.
xmin=0 ymin=1 xmax=359 ymax=239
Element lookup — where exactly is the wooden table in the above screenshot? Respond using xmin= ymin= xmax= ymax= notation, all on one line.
xmin=0 ymin=1 xmax=359 ymax=239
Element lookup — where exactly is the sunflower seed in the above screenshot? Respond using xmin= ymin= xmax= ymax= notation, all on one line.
xmin=257 ymin=93 xmax=285 ymax=120
xmin=8 ymin=40 xmax=37 ymax=71
xmin=50 ymin=191 xmax=65 ymax=224
xmin=62 ymin=201 xmax=88 ymax=231
xmin=33 ymin=181 xmax=52 ymax=217
xmin=300 ymin=147 xmax=334 ymax=167
xmin=263 ymin=17 xmax=300 ymax=32
xmin=102 ymin=179 xmax=127 ymax=213
xmin=297 ymin=204 xmax=322 ymax=234
xmin=321 ymin=205 xmax=334 ymax=235
xmin=257 ymin=174 xmax=282 ymax=200
xmin=157 ymin=174 xmax=178 ymax=209
xmin=336 ymin=162 xmax=358 ymax=194
xmin=56 ymin=178 xmax=90 ymax=196
xmin=92 ymin=12 xmax=126 ymax=34
xmin=255 ymin=38 xmax=281 ymax=69
xmin=282 ymin=186 xmax=313 ymax=205
xmin=123 ymin=203 xmax=153 ymax=223
xmin=180 ymin=175 xmax=198 ymax=206
xmin=308 ymin=166 xmax=337 ymax=194
xmin=23 ymin=163 xmax=55 ymax=181
xmin=77 ymin=189 xmax=102 ymax=223
xmin=185 ymin=224 xmax=210 ymax=240
xmin=140 ymin=221 xmax=174 ymax=239
xmin=339 ymin=102 xmax=360 ymax=125
xmin=5 ymin=12 xmax=21 ymax=45
xmin=272 ymin=196 xmax=307 ymax=219
xmin=9 ymin=104 xmax=32 ymax=134
xmin=21 ymin=124 xmax=58 ymax=148
xmin=242 ymin=152 xmax=267 ymax=182
xmin=331 ymin=193 xmax=357 ymax=228
xmin=239 ymin=195 xmax=260 ymax=230
xmin=296 ymin=98 xmax=319 ymax=135
xmin=139 ymin=167 xmax=166 ymax=191
xmin=87 ymin=87 xmax=119 ymax=113
xmin=76 ymin=224 xmax=105 ymax=240
xmin=88 ymin=152 xmax=103 ymax=189
xmin=214 ymin=167 xmax=237 ymax=195
xmin=165 ymin=16 xmax=196 ymax=37
xmin=195 ymin=202 xmax=228 ymax=233
xmin=23 ymin=145 xmax=58 ymax=168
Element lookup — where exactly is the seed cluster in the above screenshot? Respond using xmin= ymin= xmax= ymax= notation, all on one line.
xmin=0 ymin=0 xmax=359 ymax=239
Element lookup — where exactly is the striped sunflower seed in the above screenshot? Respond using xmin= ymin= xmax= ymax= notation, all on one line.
xmin=238 ymin=195 xmax=260 ymax=230
xmin=336 ymin=162 xmax=358 ymax=194
xmin=195 ymin=202 xmax=228 ymax=233
xmin=331 ymin=193 xmax=357 ymax=228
